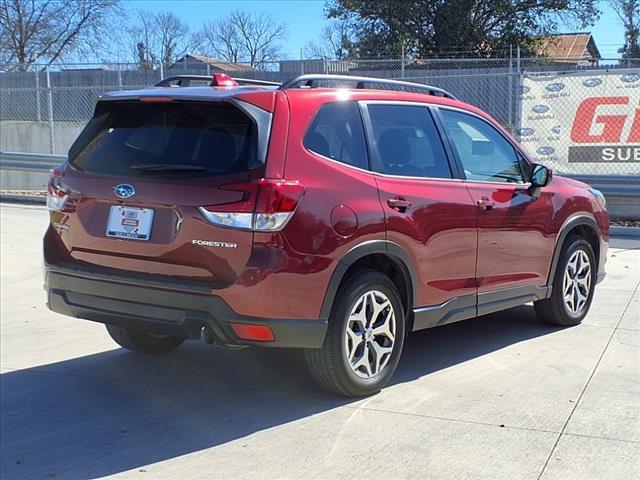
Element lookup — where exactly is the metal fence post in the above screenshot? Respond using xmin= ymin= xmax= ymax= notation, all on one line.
xmin=508 ymin=44 xmax=513 ymax=131
xmin=514 ymin=45 xmax=523 ymax=140
xmin=401 ymin=42 xmax=406 ymax=79
xmin=45 ymin=66 xmax=55 ymax=154
xmin=159 ymin=62 xmax=164 ymax=81
xmin=35 ymin=69 xmax=41 ymax=122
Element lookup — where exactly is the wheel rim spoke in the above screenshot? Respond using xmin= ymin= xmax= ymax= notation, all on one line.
xmin=369 ymin=341 xmax=393 ymax=375
xmin=344 ymin=289 xmax=396 ymax=379
xmin=345 ymin=328 xmax=363 ymax=362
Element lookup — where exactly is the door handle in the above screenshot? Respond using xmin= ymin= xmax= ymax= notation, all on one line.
xmin=387 ymin=197 xmax=412 ymax=212
xmin=476 ymin=197 xmax=494 ymax=211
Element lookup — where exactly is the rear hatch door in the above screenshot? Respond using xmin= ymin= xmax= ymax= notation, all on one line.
xmin=57 ymin=95 xmax=272 ymax=287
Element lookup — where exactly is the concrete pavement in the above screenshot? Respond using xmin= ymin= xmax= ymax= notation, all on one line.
xmin=1 ymin=203 xmax=638 ymax=480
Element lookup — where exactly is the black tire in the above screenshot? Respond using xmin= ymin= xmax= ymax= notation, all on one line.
xmin=534 ymin=234 xmax=596 ymax=326
xmin=305 ymin=270 xmax=406 ymax=397
xmin=105 ymin=324 xmax=184 ymax=354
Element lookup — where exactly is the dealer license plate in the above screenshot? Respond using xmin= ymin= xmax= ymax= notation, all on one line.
xmin=106 ymin=205 xmax=154 ymax=241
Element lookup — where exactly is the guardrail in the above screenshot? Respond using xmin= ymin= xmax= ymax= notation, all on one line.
xmin=1 ymin=151 xmax=639 ymax=200
xmin=570 ymin=175 xmax=640 ymax=198
xmin=0 ymin=151 xmax=65 ymax=172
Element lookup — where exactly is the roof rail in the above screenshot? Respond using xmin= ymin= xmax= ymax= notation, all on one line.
xmin=280 ymin=74 xmax=457 ymax=100
xmin=155 ymin=75 xmax=281 ymax=87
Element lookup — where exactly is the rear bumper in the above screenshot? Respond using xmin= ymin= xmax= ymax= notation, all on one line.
xmin=44 ymin=264 xmax=327 ymax=349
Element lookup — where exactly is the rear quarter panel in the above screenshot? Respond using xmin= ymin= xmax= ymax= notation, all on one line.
xmin=261 ymin=91 xmax=386 ymax=318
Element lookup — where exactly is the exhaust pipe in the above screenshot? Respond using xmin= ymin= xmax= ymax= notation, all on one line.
xmin=200 ymin=325 xmax=215 ymax=344
xmin=200 ymin=325 xmax=248 ymax=349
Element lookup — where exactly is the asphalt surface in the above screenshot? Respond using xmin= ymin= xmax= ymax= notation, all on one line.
xmin=1 ymin=203 xmax=638 ymax=480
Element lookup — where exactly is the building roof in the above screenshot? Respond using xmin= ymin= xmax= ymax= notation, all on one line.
xmin=537 ymin=33 xmax=601 ymax=62
xmin=176 ymin=55 xmax=257 ymax=72
xmin=172 ymin=55 xmax=258 ymax=72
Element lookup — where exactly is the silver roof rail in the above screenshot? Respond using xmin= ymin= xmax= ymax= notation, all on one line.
xmin=280 ymin=74 xmax=457 ymax=100
xmin=155 ymin=75 xmax=281 ymax=87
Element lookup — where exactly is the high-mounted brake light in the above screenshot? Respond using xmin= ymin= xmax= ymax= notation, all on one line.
xmin=47 ymin=166 xmax=68 ymax=211
xmin=198 ymin=179 xmax=305 ymax=232
xmin=139 ymin=96 xmax=173 ymax=103
xmin=212 ymin=73 xmax=239 ymax=87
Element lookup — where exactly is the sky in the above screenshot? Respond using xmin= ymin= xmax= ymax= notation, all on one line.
xmin=125 ymin=0 xmax=627 ymax=59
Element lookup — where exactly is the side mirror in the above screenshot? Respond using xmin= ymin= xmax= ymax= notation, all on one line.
xmin=530 ymin=163 xmax=552 ymax=188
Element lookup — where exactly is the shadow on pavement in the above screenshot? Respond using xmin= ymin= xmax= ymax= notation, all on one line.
xmin=1 ymin=304 xmax=562 ymax=478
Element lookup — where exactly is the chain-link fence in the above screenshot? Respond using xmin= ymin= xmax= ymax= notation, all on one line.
xmin=1 ymin=56 xmax=639 ymax=187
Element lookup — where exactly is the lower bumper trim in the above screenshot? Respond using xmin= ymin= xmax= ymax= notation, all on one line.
xmin=45 ymin=267 xmax=327 ymax=349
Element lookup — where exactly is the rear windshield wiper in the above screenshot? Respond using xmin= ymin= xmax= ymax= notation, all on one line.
xmin=131 ymin=163 xmax=207 ymax=173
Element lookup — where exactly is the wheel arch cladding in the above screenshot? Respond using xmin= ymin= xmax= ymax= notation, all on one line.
xmin=319 ymin=240 xmax=416 ymax=322
xmin=549 ymin=215 xmax=601 ymax=283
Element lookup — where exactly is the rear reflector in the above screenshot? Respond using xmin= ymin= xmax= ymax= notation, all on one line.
xmin=229 ymin=323 xmax=275 ymax=342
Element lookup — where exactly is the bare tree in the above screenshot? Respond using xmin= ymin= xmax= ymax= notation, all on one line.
xmin=609 ymin=0 xmax=640 ymax=59
xmin=305 ymin=20 xmax=355 ymax=60
xmin=127 ymin=10 xmax=193 ymax=68
xmin=198 ymin=10 xmax=287 ymax=68
xmin=201 ymin=16 xmax=243 ymax=63
xmin=0 ymin=0 xmax=120 ymax=70
xmin=156 ymin=12 xmax=190 ymax=66
xmin=129 ymin=9 xmax=158 ymax=69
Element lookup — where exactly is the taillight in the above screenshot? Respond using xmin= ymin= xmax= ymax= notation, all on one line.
xmin=47 ymin=166 xmax=68 ymax=211
xmin=198 ymin=179 xmax=305 ymax=232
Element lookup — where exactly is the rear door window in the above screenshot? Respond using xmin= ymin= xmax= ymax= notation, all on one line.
xmin=303 ymin=101 xmax=368 ymax=170
xmin=68 ymin=101 xmax=257 ymax=178
xmin=366 ymin=104 xmax=452 ymax=179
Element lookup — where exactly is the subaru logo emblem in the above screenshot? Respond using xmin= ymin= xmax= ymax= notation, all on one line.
xmin=551 ymin=125 xmax=561 ymax=134
xmin=536 ymin=146 xmax=555 ymax=156
xmin=532 ymin=104 xmax=549 ymax=114
xmin=582 ymin=78 xmax=602 ymax=88
xmin=518 ymin=128 xmax=535 ymax=137
xmin=114 ymin=184 xmax=135 ymax=199
xmin=620 ymin=73 xmax=640 ymax=83
xmin=545 ymin=82 xmax=565 ymax=92
xmin=518 ymin=85 xmax=530 ymax=94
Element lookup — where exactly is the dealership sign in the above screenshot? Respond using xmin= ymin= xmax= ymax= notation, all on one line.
xmin=519 ymin=70 xmax=640 ymax=174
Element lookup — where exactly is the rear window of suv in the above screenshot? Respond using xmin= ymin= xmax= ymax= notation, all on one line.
xmin=68 ymin=101 xmax=257 ymax=178
xmin=303 ymin=101 xmax=368 ymax=170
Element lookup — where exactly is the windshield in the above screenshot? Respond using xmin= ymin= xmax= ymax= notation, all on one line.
xmin=68 ymin=101 xmax=257 ymax=178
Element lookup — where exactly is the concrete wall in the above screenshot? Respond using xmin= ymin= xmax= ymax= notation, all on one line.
xmin=0 ymin=121 xmax=84 ymax=155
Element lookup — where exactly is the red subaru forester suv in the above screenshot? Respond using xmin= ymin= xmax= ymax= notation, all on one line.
xmin=44 ymin=73 xmax=609 ymax=396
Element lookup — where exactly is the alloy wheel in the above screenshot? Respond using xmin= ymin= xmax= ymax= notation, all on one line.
xmin=562 ymin=249 xmax=592 ymax=315
xmin=344 ymin=290 xmax=396 ymax=379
